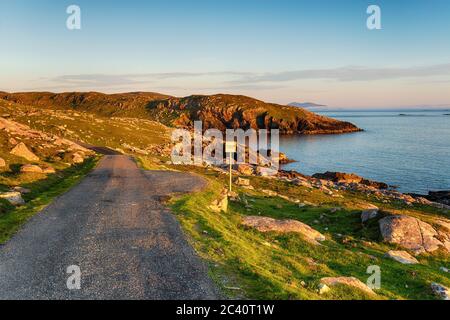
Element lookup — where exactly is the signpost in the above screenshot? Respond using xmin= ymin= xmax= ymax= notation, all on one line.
xmin=225 ymin=141 xmax=237 ymax=192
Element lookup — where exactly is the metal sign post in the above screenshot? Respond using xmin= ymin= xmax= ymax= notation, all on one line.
xmin=225 ymin=141 xmax=237 ymax=192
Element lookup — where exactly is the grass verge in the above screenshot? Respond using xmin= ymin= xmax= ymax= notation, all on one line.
xmin=0 ymin=156 xmax=100 ymax=244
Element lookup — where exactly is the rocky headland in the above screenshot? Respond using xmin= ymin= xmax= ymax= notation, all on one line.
xmin=0 ymin=92 xmax=361 ymax=135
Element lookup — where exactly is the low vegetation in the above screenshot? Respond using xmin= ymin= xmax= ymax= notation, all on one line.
xmin=167 ymin=165 xmax=450 ymax=300
xmin=0 ymin=157 xmax=98 ymax=243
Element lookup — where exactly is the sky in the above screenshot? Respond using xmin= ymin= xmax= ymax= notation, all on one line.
xmin=0 ymin=0 xmax=449 ymax=108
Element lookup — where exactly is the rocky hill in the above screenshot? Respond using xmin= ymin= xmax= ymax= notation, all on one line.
xmin=0 ymin=92 xmax=361 ymax=135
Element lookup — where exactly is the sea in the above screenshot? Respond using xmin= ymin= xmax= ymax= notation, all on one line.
xmin=280 ymin=110 xmax=450 ymax=194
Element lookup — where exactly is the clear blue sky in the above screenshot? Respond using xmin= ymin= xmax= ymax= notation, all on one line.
xmin=1 ymin=0 xmax=449 ymax=107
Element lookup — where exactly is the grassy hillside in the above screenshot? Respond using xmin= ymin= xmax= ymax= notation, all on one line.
xmin=0 ymin=99 xmax=172 ymax=157
xmin=0 ymin=92 xmax=361 ymax=134
xmin=167 ymin=165 xmax=450 ymax=300
xmin=0 ymin=91 xmax=169 ymax=118
xmin=0 ymin=99 xmax=172 ymax=243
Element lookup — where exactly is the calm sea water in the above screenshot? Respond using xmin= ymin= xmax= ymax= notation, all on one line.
xmin=280 ymin=110 xmax=450 ymax=194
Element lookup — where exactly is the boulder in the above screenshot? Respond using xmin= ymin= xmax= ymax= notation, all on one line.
xmin=235 ymin=164 xmax=254 ymax=176
xmin=256 ymin=166 xmax=278 ymax=177
xmin=361 ymin=205 xmax=379 ymax=223
xmin=0 ymin=157 xmax=6 ymax=168
xmin=209 ymin=189 xmax=228 ymax=213
xmin=360 ymin=179 xmax=389 ymax=190
xmin=262 ymin=189 xmax=278 ymax=197
xmin=0 ymin=192 xmax=25 ymax=206
xmin=379 ymin=215 xmax=446 ymax=254
xmin=278 ymin=170 xmax=309 ymax=180
xmin=42 ymin=166 xmax=56 ymax=174
xmin=235 ymin=177 xmax=250 ymax=187
xmin=72 ymin=152 xmax=85 ymax=164
xmin=241 ymin=216 xmax=325 ymax=245
xmin=313 ymin=171 xmax=388 ymax=189
xmin=20 ymin=164 xmax=43 ymax=174
xmin=9 ymin=137 xmax=18 ymax=145
xmin=440 ymin=267 xmax=449 ymax=273
xmin=12 ymin=186 xmax=31 ymax=194
xmin=313 ymin=171 xmax=362 ymax=184
xmin=318 ymin=283 xmax=331 ymax=295
xmin=10 ymin=142 xmax=39 ymax=162
xmin=385 ymin=250 xmax=419 ymax=264
xmin=431 ymin=283 xmax=449 ymax=300
xmin=427 ymin=191 xmax=450 ymax=206
xmin=227 ymin=191 xmax=239 ymax=201
xmin=320 ymin=277 xmax=376 ymax=296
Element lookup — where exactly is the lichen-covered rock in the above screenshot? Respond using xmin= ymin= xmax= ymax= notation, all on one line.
xmin=235 ymin=164 xmax=254 ymax=176
xmin=20 ymin=164 xmax=43 ymax=174
xmin=209 ymin=189 xmax=228 ymax=213
xmin=431 ymin=283 xmax=449 ymax=300
xmin=0 ymin=157 xmax=6 ymax=168
xmin=320 ymin=277 xmax=376 ymax=296
xmin=242 ymin=216 xmax=325 ymax=245
xmin=72 ymin=152 xmax=85 ymax=164
xmin=261 ymin=189 xmax=278 ymax=197
xmin=235 ymin=177 xmax=250 ymax=186
xmin=318 ymin=283 xmax=331 ymax=295
xmin=42 ymin=165 xmax=56 ymax=174
xmin=379 ymin=215 xmax=446 ymax=254
xmin=0 ymin=192 xmax=25 ymax=206
xmin=385 ymin=250 xmax=419 ymax=264
xmin=10 ymin=142 xmax=39 ymax=162
xmin=361 ymin=204 xmax=379 ymax=223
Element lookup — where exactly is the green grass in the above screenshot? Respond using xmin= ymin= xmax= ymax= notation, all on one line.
xmin=0 ymin=156 xmax=99 ymax=244
xmin=167 ymin=166 xmax=450 ymax=300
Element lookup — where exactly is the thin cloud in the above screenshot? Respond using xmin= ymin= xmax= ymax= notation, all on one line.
xmin=42 ymin=63 xmax=450 ymax=91
xmin=232 ymin=64 xmax=450 ymax=83
xmin=49 ymin=72 xmax=254 ymax=88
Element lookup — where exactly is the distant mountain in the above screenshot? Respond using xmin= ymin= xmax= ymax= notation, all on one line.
xmin=0 ymin=92 xmax=360 ymax=135
xmin=288 ymin=102 xmax=326 ymax=108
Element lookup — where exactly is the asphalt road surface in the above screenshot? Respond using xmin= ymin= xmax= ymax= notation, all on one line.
xmin=0 ymin=155 xmax=220 ymax=300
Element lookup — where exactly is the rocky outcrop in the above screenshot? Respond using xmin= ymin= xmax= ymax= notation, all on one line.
xmin=0 ymin=192 xmax=25 ymax=206
xmin=313 ymin=171 xmax=363 ymax=184
xmin=361 ymin=204 xmax=379 ymax=223
xmin=72 ymin=152 xmax=85 ymax=164
xmin=209 ymin=189 xmax=228 ymax=213
xmin=1 ymin=92 xmax=361 ymax=135
xmin=431 ymin=283 xmax=449 ymax=300
xmin=10 ymin=142 xmax=39 ymax=162
xmin=379 ymin=215 xmax=448 ymax=254
xmin=20 ymin=164 xmax=44 ymax=173
xmin=320 ymin=277 xmax=376 ymax=296
xmin=0 ymin=157 xmax=5 ymax=168
xmin=235 ymin=177 xmax=250 ymax=187
xmin=149 ymin=95 xmax=361 ymax=135
xmin=312 ymin=171 xmax=388 ymax=189
xmin=241 ymin=216 xmax=325 ymax=245
xmin=41 ymin=165 xmax=56 ymax=174
xmin=235 ymin=164 xmax=254 ymax=176
xmin=426 ymin=191 xmax=450 ymax=206
xmin=385 ymin=250 xmax=419 ymax=264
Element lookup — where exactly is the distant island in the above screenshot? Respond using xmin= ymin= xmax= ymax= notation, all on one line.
xmin=288 ymin=102 xmax=326 ymax=108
